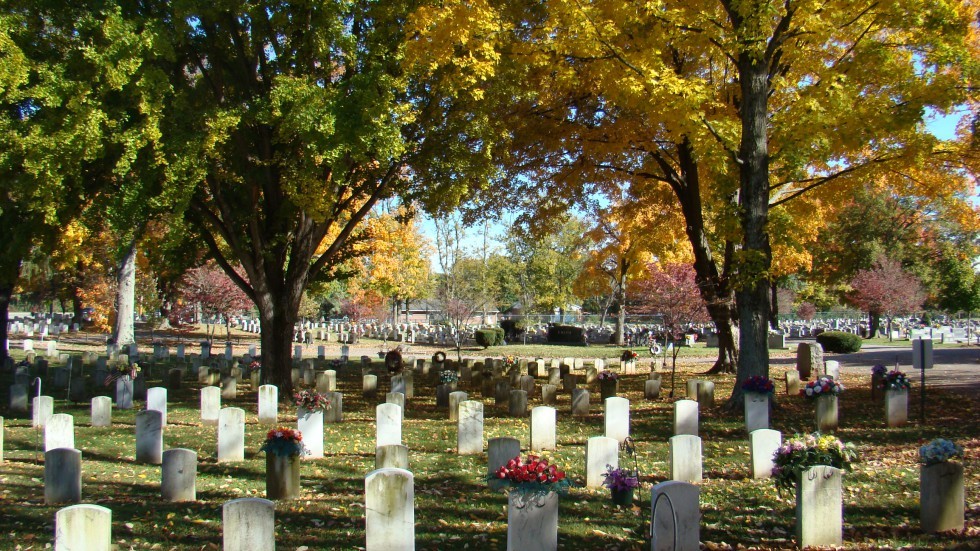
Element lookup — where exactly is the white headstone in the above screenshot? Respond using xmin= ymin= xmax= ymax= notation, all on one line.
xmin=749 ymin=429 xmax=782 ymax=479
xmin=457 ymin=400 xmax=484 ymax=455
xmin=45 ymin=413 xmax=75 ymax=451
xmin=162 ymin=448 xmax=197 ymax=501
xmin=297 ymin=407 xmax=324 ymax=459
xmin=885 ymin=389 xmax=908 ymax=427
xmin=90 ymin=396 xmax=112 ymax=427
xmin=45 ymin=447 xmax=82 ymax=504
xmin=55 ymin=504 xmax=111 ymax=550
xmin=744 ymin=392 xmax=770 ymax=433
xmin=9 ymin=384 xmax=28 ymax=413
xmin=507 ymin=490 xmax=559 ymax=551
xmin=488 ymin=436 xmax=522 ymax=489
xmin=201 ymin=386 xmax=221 ymax=426
xmin=673 ymin=400 xmax=699 ymax=436
xmin=223 ymin=498 xmax=275 ymax=551
xmin=824 ymin=360 xmax=840 ymax=379
xmin=376 ymin=444 xmax=410 ymax=469
xmin=135 ymin=410 xmax=164 ymax=464
xmin=604 ymin=397 xmax=630 ymax=443
xmin=530 ymin=406 xmax=557 ymax=451
xmin=258 ymin=385 xmax=279 ymax=424
xmin=920 ymin=461 xmax=965 ymax=532
xmin=376 ymin=403 xmax=402 ymax=448
xmin=32 ymin=395 xmax=54 ymax=428
xmin=449 ymin=391 xmax=468 ymax=422
xmin=586 ymin=436 xmax=619 ymax=488
xmin=218 ymin=407 xmax=246 ymax=462
xmin=325 ymin=392 xmax=343 ymax=423
xmin=795 ymin=465 xmax=842 ymax=548
xmin=365 ymin=468 xmax=415 ymax=551
xmin=650 ymin=481 xmax=700 ymax=551
xmin=147 ymin=387 xmax=168 ymax=427
xmin=669 ymin=435 xmax=703 ymax=483
xmin=815 ymin=394 xmax=838 ymax=432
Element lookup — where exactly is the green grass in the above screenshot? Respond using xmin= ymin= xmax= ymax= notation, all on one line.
xmin=0 ymin=344 xmax=977 ymax=550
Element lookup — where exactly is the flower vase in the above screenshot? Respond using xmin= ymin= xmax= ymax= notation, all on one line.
xmin=884 ymin=388 xmax=908 ymax=427
xmin=610 ymin=487 xmax=634 ymax=507
xmin=507 ymin=491 xmax=558 ymax=551
xmin=815 ymin=394 xmax=838 ymax=432
xmin=920 ymin=461 xmax=965 ymax=532
xmin=266 ymin=453 xmax=301 ymax=500
xmin=600 ymin=380 xmax=618 ymax=400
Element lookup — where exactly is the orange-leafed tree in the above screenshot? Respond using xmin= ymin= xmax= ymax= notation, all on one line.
xmin=363 ymin=208 xmax=433 ymax=324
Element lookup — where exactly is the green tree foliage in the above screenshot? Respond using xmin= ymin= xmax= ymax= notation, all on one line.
xmin=133 ymin=1 xmax=505 ymax=393
xmin=0 ymin=1 xmax=163 ymax=360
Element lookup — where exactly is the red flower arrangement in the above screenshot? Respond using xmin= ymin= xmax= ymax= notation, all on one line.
xmin=492 ymin=454 xmax=572 ymax=496
xmin=261 ymin=427 xmax=304 ymax=457
xmin=741 ymin=375 xmax=775 ymax=394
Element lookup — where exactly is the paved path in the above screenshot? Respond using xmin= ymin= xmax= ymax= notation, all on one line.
xmin=770 ymin=342 xmax=980 ymax=396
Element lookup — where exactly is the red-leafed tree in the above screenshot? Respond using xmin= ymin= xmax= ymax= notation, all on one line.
xmin=848 ymin=256 xmax=925 ymax=339
xmin=180 ymin=262 xmax=254 ymax=343
xmin=797 ymin=302 xmax=817 ymax=322
xmin=340 ymin=288 xmax=389 ymax=324
xmin=633 ymin=262 xmax=710 ymax=396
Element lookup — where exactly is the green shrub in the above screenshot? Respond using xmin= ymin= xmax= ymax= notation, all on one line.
xmin=475 ymin=328 xmax=504 ymax=348
xmin=816 ymin=331 xmax=862 ymax=353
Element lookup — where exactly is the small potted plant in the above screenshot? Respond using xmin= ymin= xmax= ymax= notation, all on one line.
xmin=919 ymin=438 xmax=965 ymax=532
xmin=602 ymin=465 xmax=639 ymax=506
xmin=491 ymin=453 xmax=572 ymax=551
xmin=772 ymin=433 xmax=857 ymax=548
xmin=802 ymin=376 xmax=844 ymax=431
xmin=260 ymin=426 xmax=304 ymax=499
xmin=597 ymin=370 xmax=619 ymax=400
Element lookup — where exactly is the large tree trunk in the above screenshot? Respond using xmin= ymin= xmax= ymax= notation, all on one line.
xmin=614 ymin=273 xmax=627 ymax=346
xmin=728 ymin=49 xmax=773 ymax=410
xmin=112 ymin=242 xmax=137 ymax=346
xmin=769 ymin=282 xmax=779 ymax=330
xmin=256 ymin=290 xmax=301 ymax=397
xmin=663 ymin=137 xmax=738 ymax=374
xmin=704 ymin=300 xmax=738 ymax=374
xmin=869 ymin=312 xmax=880 ymax=340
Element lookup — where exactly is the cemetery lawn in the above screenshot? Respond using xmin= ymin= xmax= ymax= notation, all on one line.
xmin=0 ymin=343 xmax=977 ymax=550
